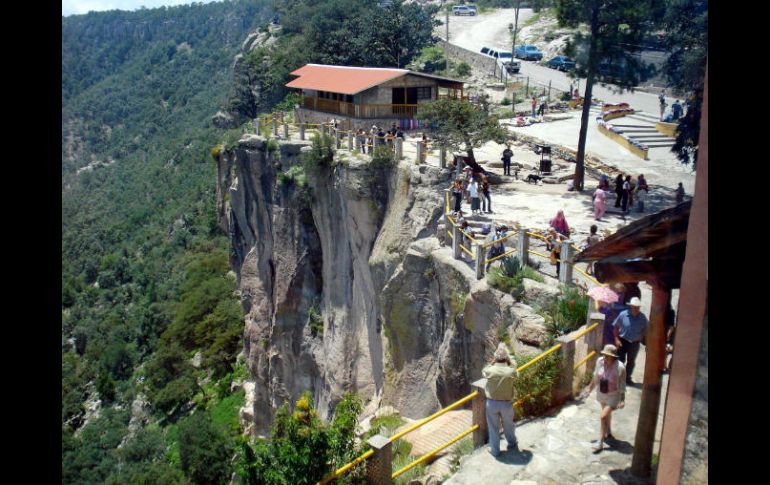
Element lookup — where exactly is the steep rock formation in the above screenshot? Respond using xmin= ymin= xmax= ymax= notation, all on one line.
xmin=216 ymin=135 xmax=547 ymax=432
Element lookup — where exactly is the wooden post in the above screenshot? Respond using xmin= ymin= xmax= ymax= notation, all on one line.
xmin=320 ymin=123 xmax=327 ymax=138
xmin=348 ymin=130 xmax=354 ymax=150
xmin=396 ymin=137 xmax=403 ymax=160
xmin=526 ymin=76 xmax=529 ymax=96
xmin=283 ymin=122 xmax=289 ymax=139
xmin=559 ymin=240 xmax=574 ymax=285
xmin=299 ymin=123 xmax=305 ymax=140
xmin=554 ymin=333 xmax=576 ymax=404
xmin=366 ymin=435 xmax=392 ymax=484
xmin=254 ymin=118 xmax=260 ymax=135
xmin=474 ymin=241 xmax=485 ymax=280
xmin=335 ymin=128 xmax=341 ymax=149
xmin=631 ymin=284 xmax=670 ymax=477
xmin=416 ymin=140 xmax=423 ymax=164
xmin=272 ymin=114 xmax=278 ymax=136
xmin=548 ymin=80 xmax=552 ymax=103
xmin=452 ymin=223 xmax=461 ymax=260
xmin=518 ymin=231 xmax=530 ymax=267
xmin=440 ymin=146 xmax=447 ymax=168
xmin=471 ymin=379 xmax=488 ymax=448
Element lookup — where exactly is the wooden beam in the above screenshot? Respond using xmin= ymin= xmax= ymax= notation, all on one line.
xmin=593 ymin=259 xmax=683 ymax=288
xmin=631 ymin=284 xmax=670 ymax=477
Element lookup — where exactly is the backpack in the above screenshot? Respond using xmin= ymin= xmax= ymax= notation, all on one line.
xmin=481 ymin=223 xmax=492 ymax=235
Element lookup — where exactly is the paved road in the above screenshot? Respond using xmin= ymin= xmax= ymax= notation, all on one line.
xmin=443 ymin=8 xmax=676 ymax=116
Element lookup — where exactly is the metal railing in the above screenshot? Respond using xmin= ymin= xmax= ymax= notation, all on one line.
xmin=319 ymin=320 xmax=602 ymax=484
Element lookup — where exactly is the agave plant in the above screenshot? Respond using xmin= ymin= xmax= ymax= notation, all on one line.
xmin=500 ymin=255 xmax=520 ymax=278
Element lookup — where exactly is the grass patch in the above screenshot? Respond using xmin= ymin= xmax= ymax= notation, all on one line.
xmin=210 ymin=388 xmax=245 ymax=436
xmin=449 ymin=436 xmax=475 ymax=474
xmin=392 ymin=451 xmax=425 ymax=485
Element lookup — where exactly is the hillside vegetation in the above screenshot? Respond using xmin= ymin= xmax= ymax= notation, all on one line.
xmin=62 ymin=1 xmax=439 ymax=483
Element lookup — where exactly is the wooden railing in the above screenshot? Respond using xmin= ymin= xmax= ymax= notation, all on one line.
xmin=302 ymin=96 xmax=420 ymax=119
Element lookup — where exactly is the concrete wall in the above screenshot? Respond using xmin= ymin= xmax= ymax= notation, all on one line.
xmin=441 ymin=40 xmax=497 ymax=77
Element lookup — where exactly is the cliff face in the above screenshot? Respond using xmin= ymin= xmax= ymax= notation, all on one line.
xmin=216 ymin=135 xmax=533 ymax=433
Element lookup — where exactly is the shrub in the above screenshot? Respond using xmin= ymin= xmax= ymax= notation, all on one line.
xmin=501 ymin=255 xmax=520 ymax=277
xmin=266 ymin=138 xmax=279 ymax=153
xmin=488 ymin=260 xmax=546 ymax=301
xmin=501 ymin=97 xmax=512 ymax=106
xmin=308 ymin=305 xmax=323 ymax=337
xmin=303 ymin=133 xmax=335 ymax=170
xmin=210 ymin=144 xmax=222 ymax=160
xmin=540 ymin=287 xmax=590 ymax=344
xmin=178 ymin=412 xmax=232 ymax=485
xmin=512 ymin=351 xmax=561 ymax=418
xmin=370 ymin=146 xmax=396 ymax=169
xmin=455 ymin=61 xmax=472 ymax=77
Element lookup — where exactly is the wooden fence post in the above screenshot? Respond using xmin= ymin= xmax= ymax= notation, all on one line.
xmin=440 ymin=146 xmax=447 ymax=168
xmin=348 ymin=130 xmax=354 ymax=150
xmin=452 ymin=223 xmax=461 ymax=260
xmin=283 ymin=122 xmax=289 ymax=139
xmin=474 ymin=241 xmax=485 ymax=280
xmin=396 ymin=137 xmax=403 ymax=160
xmin=518 ymin=231 xmax=530 ymax=267
xmin=254 ymin=118 xmax=260 ymax=135
xmin=366 ymin=435 xmax=392 ymax=485
xmin=272 ymin=114 xmax=278 ymax=136
xmin=415 ymin=140 xmax=423 ymax=164
xmin=299 ymin=123 xmax=305 ymax=140
xmin=471 ymin=379 xmax=488 ymax=448
xmin=559 ymin=240 xmax=574 ymax=285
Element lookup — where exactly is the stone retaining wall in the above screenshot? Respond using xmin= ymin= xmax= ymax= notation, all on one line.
xmin=440 ymin=40 xmax=497 ymax=77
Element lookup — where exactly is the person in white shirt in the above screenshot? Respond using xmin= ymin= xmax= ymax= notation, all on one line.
xmin=468 ymin=177 xmax=480 ymax=215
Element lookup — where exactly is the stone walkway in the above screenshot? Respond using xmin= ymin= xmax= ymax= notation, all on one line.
xmin=444 ymin=345 xmax=669 ymax=485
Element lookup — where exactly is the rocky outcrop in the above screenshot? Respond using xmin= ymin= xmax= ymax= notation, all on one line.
xmin=522 ymin=278 xmax=561 ymax=308
xmin=216 ymin=136 xmax=558 ymax=432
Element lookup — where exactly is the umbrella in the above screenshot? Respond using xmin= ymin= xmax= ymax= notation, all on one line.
xmin=587 ymin=286 xmax=619 ymax=304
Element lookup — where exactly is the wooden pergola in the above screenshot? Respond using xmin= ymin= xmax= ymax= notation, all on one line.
xmin=575 ymin=200 xmax=691 ymax=477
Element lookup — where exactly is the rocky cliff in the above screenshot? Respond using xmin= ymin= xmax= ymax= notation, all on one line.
xmin=215 ymin=135 xmax=552 ymax=433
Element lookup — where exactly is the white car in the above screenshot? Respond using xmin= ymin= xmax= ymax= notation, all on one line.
xmin=453 ymin=5 xmax=477 ymax=16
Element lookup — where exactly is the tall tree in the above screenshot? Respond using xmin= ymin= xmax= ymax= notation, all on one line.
xmin=556 ymin=0 xmax=663 ymax=190
xmin=661 ymin=0 xmax=708 ymax=168
xmin=416 ymin=97 xmax=507 ymax=164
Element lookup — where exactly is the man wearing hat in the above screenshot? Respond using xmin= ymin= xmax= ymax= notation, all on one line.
xmin=612 ymin=296 xmax=648 ymax=384
xmin=482 ymin=343 xmax=519 ymax=456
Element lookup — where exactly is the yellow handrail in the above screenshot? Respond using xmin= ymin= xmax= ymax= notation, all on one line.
xmin=389 ymin=390 xmax=479 ymax=442
xmin=482 ymin=230 xmax=518 ymax=249
xmin=574 ymin=350 xmax=597 ymax=370
xmin=528 ymin=249 xmax=554 ymax=261
xmin=316 ymin=449 xmax=374 ymax=485
xmin=516 ymin=343 xmax=562 ymax=374
xmin=447 ymin=215 xmax=456 ymax=225
xmin=572 ymin=266 xmax=604 ymax=287
xmin=569 ymin=322 xmax=600 ymax=342
xmin=459 ymin=243 xmax=474 ymax=257
xmin=526 ymin=231 xmax=549 ymax=242
xmin=391 ymin=425 xmax=479 ymax=479
xmin=447 ymin=231 xmax=453 ymax=239
xmin=486 ymin=248 xmax=517 ymax=264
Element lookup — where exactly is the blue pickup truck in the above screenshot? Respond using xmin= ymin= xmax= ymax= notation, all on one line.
xmin=514 ymin=44 xmax=543 ymax=61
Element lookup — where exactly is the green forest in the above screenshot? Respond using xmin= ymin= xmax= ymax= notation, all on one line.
xmin=62 ymin=1 xmax=439 ymax=483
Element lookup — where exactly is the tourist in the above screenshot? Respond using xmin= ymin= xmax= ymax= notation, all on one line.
xmin=580 ymin=344 xmax=627 ymax=454
xmin=612 ymin=297 xmax=649 ymax=385
xmin=635 ymin=174 xmax=649 ymax=212
xmin=452 ymin=179 xmax=464 ymax=215
xmin=627 ymin=175 xmax=636 ymax=211
xmin=356 ymin=128 xmax=366 ymax=154
xmin=672 ymin=100 xmax=683 ymax=121
xmin=396 ymin=127 xmax=405 ymax=140
xmin=468 ymin=176 xmax=481 ymax=216
xmin=659 ymin=91 xmax=667 ymax=121
xmin=614 ymin=174 xmax=624 ymax=208
xmin=550 ymin=209 xmax=570 ymax=237
xmin=460 ymin=219 xmax=472 ymax=249
xmin=546 ymin=228 xmax=565 ymax=278
xmin=621 ymin=176 xmax=632 ymax=213
xmin=502 ymin=145 xmax=513 ymax=176
xmin=482 ymin=343 xmax=519 ymax=457
xmin=600 ymin=283 xmax=628 ymax=346
xmin=537 ymin=92 xmax=547 ymax=117
xmin=593 ymin=184 xmax=607 ymax=221
xmin=675 ymin=182 xmax=685 ymax=203
xmin=598 ymin=175 xmax=610 ymax=191
xmin=663 ymin=304 xmax=677 ymax=373
xmin=487 ymin=225 xmax=508 ymax=269
xmin=573 ymin=88 xmax=580 ymax=100
xmin=481 ymin=176 xmax=492 ymax=214
xmin=582 ymin=225 xmax=601 ymax=274
xmin=531 ymin=96 xmax=537 ymax=118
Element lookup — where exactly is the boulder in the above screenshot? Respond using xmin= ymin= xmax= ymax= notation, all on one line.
xmin=510 ymin=303 xmax=549 ymax=347
xmin=212 ymin=110 xmax=238 ymax=129
xmin=522 ymin=278 xmax=561 ymax=307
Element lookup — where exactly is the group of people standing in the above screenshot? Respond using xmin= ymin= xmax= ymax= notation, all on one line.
xmin=530 ymin=92 xmax=548 ymax=118
xmin=590 ymin=173 xmax=649 ymax=218
xmin=451 ymin=171 xmax=493 ymax=217
xmin=658 ymin=92 xmax=686 ymax=122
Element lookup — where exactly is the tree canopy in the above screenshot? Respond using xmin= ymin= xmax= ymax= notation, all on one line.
xmin=416 ymin=97 xmax=508 ymax=163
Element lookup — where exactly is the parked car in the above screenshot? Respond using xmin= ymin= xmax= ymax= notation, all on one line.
xmin=453 ymin=5 xmax=477 ymax=15
xmin=514 ymin=44 xmax=543 ymax=61
xmin=545 ymin=56 xmax=576 ymax=71
xmin=502 ymin=60 xmax=521 ymax=74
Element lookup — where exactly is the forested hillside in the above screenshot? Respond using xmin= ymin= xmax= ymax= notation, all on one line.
xmin=62 ymin=2 xmax=273 ymax=483
xmin=62 ymin=1 xmax=440 ymax=483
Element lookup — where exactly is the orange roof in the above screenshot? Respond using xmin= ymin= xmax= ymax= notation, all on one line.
xmin=286 ymin=64 xmax=409 ymax=95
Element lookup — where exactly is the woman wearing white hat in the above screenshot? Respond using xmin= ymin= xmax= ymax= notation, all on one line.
xmin=580 ymin=344 xmax=626 ymax=453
